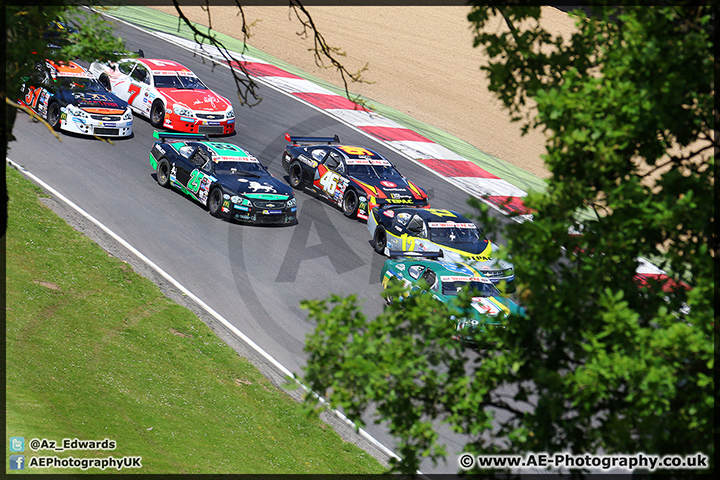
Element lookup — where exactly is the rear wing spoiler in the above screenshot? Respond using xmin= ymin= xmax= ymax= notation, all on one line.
xmin=388 ymin=250 xmax=442 ymax=260
xmin=285 ymin=133 xmax=339 ymax=145
xmin=153 ymin=131 xmax=209 ymax=142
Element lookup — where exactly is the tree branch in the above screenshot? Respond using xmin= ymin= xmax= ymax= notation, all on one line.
xmin=171 ymin=0 xmax=261 ymax=107
xmin=9 ymin=98 xmax=61 ymax=141
xmin=288 ymin=0 xmax=372 ymax=105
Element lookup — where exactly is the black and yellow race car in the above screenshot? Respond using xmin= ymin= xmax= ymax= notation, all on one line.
xmin=368 ymin=205 xmax=515 ymax=288
xmin=281 ymin=133 xmax=429 ymax=220
xmin=149 ymin=132 xmax=297 ymax=225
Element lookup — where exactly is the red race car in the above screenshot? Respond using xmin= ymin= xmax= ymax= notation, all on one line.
xmin=89 ymin=57 xmax=234 ymax=135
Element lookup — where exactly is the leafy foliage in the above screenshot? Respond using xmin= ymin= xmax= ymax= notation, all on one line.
xmin=303 ymin=4 xmax=714 ymax=474
xmin=3 ymin=5 xmax=128 ymax=235
xmin=5 ymin=5 xmax=128 ymax=141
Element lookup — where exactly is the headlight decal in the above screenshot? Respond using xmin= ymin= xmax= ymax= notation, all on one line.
xmin=173 ymin=104 xmax=194 ymax=117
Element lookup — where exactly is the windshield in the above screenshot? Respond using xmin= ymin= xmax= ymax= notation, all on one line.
xmin=347 ymin=163 xmax=400 ymax=178
xmin=154 ymin=74 xmax=207 ymax=90
xmin=429 ymin=225 xmax=482 ymax=243
xmin=442 ymin=281 xmax=499 ymax=297
xmin=214 ymin=161 xmax=265 ymax=176
xmin=57 ymin=77 xmax=106 ymax=92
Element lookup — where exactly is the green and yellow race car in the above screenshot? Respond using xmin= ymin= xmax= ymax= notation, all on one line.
xmin=380 ymin=256 xmax=525 ymax=343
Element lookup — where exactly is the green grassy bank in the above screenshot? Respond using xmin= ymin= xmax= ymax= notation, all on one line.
xmin=5 ymin=165 xmax=386 ymax=474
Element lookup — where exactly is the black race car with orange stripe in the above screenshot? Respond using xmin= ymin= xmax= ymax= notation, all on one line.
xmin=281 ymin=133 xmax=429 ymax=220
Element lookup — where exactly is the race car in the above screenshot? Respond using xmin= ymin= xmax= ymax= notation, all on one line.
xmin=368 ymin=205 xmax=515 ymax=288
xmin=89 ymin=57 xmax=234 ymax=135
xmin=381 ymin=257 xmax=525 ymax=343
xmin=281 ymin=133 xmax=429 ymax=220
xmin=19 ymin=60 xmax=133 ymax=138
xmin=149 ymin=132 xmax=297 ymax=225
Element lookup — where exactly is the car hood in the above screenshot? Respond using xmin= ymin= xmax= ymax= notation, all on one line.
xmin=68 ymin=91 xmax=128 ymax=114
xmin=216 ymin=173 xmax=294 ymax=198
xmin=351 ymin=175 xmax=425 ymax=200
xmin=157 ymin=88 xmax=231 ymax=112
xmin=434 ymin=239 xmax=491 ymax=255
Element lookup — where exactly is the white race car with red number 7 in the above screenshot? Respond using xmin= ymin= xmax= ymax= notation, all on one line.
xmin=89 ymin=57 xmax=235 ymax=136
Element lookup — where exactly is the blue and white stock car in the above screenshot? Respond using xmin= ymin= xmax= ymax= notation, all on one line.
xmin=20 ymin=60 xmax=133 ymax=138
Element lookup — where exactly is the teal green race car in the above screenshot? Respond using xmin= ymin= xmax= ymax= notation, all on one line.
xmin=381 ymin=257 xmax=525 ymax=343
xmin=149 ymin=132 xmax=297 ymax=225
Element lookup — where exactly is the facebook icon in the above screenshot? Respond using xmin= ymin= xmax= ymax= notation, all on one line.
xmin=10 ymin=455 xmax=25 ymax=470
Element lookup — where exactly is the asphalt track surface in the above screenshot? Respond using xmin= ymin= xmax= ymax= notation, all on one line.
xmin=9 ymin=17 xmax=518 ymax=473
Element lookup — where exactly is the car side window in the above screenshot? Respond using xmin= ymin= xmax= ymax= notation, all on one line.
xmin=393 ymin=212 xmax=412 ymax=230
xmin=309 ymin=147 xmax=328 ymax=163
xmin=131 ymin=65 xmax=150 ymax=84
xmin=118 ymin=61 xmax=135 ymax=75
xmin=39 ymin=70 xmax=51 ymax=87
xmin=325 ymin=152 xmax=345 ymax=173
xmin=201 ymin=158 xmax=213 ymax=173
xmin=407 ymin=215 xmax=426 ymax=237
xmin=179 ymin=146 xmax=194 ymax=158
xmin=190 ymin=147 xmax=210 ymax=167
xmin=421 ymin=269 xmax=438 ymax=290
xmin=408 ymin=265 xmax=425 ymax=280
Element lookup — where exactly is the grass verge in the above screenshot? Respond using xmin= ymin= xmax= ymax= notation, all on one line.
xmin=5 ymin=164 xmax=386 ymax=474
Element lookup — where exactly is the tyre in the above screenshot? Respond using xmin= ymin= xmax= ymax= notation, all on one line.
xmin=156 ymin=158 xmax=171 ymax=188
xmin=150 ymin=100 xmax=165 ymax=128
xmin=99 ymin=75 xmax=111 ymax=91
xmin=288 ymin=162 xmax=304 ymax=189
xmin=342 ymin=189 xmax=359 ymax=218
xmin=208 ymin=187 xmax=224 ymax=217
xmin=373 ymin=225 xmax=388 ymax=254
xmin=47 ymin=102 xmax=61 ymax=131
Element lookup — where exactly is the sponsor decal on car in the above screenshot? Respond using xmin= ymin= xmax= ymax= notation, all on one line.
xmin=429 ymin=222 xmax=476 ymax=228
xmin=383 ymin=209 xmax=396 ymax=218
xmin=440 ymin=275 xmax=492 ymax=283
xmin=345 ymin=158 xmax=393 ymax=166
xmin=380 ymin=180 xmax=397 ymax=188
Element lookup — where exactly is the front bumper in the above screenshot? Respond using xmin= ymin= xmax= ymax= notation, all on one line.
xmin=60 ymin=111 xmax=132 ymax=137
xmin=225 ymin=201 xmax=297 ymax=225
xmin=164 ymin=113 xmax=234 ymax=136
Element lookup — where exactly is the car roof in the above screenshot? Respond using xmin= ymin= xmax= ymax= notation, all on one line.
xmin=135 ymin=58 xmax=195 ymax=75
xmin=395 ymin=207 xmax=473 ymax=224
xmin=46 ymin=60 xmax=91 ymax=78
xmin=198 ymin=142 xmax=260 ymax=163
xmin=329 ymin=145 xmax=386 ymax=160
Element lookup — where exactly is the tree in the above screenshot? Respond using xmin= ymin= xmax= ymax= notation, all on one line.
xmin=301 ymin=4 xmax=715 ymax=474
